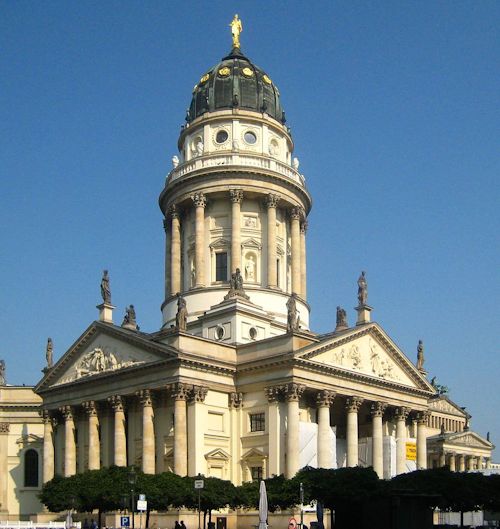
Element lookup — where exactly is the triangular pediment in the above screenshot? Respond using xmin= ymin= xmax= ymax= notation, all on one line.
xmin=242 ymin=448 xmax=266 ymax=460
xmin=241 ymin=237 xmax=262 ymax=250
xmin=428 ymin=396 xmax=468 ymax=417
xmin=209 ymin=238 xmax=230 ymax=250
xmin=297 ymin=324 xmax=434 ymax=392
xmin=205 ymin=448 xmax=230 ymax=461
xmin=429 ymin=430 xmax=494 ymax=450
xmin=35 ymin=322 xmax=177 ymax=392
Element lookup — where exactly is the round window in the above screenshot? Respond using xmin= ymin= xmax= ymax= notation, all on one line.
xmin=215 ymin=130 xmax=229 ymax=144
xmin=244 ymin=131 xmax=257 ymax=144
xmin=216 ymin=326 xmax=225 ymax=340
xmin=249 ymin=327 xmax=257 ymax=340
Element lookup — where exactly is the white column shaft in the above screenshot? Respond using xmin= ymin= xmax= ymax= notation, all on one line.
xmin=142 ymin=402 xmax=155 ymax=474
xmin=290 ymin=214 xmax=301 ymax=295
xmin=372 ymin=414 xmax=383 ymax=478
xmin=231 ymin=198 xmax=241 ymax=272
xmin=416 ymin=419 xmax=427 ymax=470
xmin=64 ymin=414 xmax=76 ymax=477
xmin=267 ymin=205 xmax=277 ymax=288
xmin=42 ymin=419 xmax=54 ymax=483
xmin=286 ymin=399 xmax=300 ymax=478
xmin=195 ymin=205 xmax=205 ymax=287
xmin=396 ymin=417 xmax=407 ymax=475
xmin=170 ymin=214 xmax=181 ymax=294
xmin=300 ymin=225 xmax=307 ymax=299
xmin=317 ymin=406 xmax=331 ymax=468
xmin=174 ymin=398 xmax=187 ymax=476
xmin=346 ymin=410 xmax=359 ymax=467
xmin=88 ymin=414 xmax=100 ymax=470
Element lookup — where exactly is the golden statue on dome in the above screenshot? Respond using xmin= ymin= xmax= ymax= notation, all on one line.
xmin=229 ymin=14 xmax=243 ymax=48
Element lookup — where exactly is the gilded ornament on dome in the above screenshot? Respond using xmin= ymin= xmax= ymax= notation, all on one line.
xmin=242 ymin=67 xmax=254 ymax=77
xmin=263 ymin=74 xmax=272 ymax=85
xmin=200 ymin=73 xmax=210 ymax=84
xmin=218 ymin=66 xmax=230 ymax=77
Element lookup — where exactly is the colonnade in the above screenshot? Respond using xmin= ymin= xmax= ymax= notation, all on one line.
xmin=163 ymin=190 xmax=308 ymax=298
xmin=265 ymin=384 xmax=429 ymax=479
xmin=41 ymin=382 xmax=431 ymax=485
xmin=432 ymin=452 xmax=491 ymax=471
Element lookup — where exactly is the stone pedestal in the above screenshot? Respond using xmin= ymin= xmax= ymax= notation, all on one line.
xmin=97 ymin=302 xmax=115 ymax=324
xmin=355 ymin=304 xmax=372 ymax=325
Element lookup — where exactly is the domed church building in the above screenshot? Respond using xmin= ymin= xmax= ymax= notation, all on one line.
xmin=25 ymin=16 xmax=493 ymax=518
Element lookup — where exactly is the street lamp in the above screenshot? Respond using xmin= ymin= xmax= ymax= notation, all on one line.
xmin=128 ymin=467 xmax=137 ymax=529
xmin=299 ymin=482 xmax=304 ymax=529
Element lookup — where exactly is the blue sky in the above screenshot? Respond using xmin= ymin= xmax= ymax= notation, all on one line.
xmin=1 ymin=2 xmax=499 ymax=456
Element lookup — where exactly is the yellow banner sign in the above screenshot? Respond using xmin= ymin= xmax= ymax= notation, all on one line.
xmin=406 ymin=442 xmax=417 ymax=461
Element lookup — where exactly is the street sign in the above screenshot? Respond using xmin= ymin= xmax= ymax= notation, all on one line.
xmin=288 ymin=518 xmax=297 ymax=529
xmin=137 ymin=500 xmax=147 ymax=511
xmin=120 ymin=516 xmax=130 ymax=527
xmin=139 ymin=494 xmax=146 ymax=501
xmin=194 ymin=479 xmax=204 ymax=489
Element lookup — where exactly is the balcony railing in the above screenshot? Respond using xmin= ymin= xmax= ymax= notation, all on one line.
xmin=166 ymin=153 xmax=305 ymax=187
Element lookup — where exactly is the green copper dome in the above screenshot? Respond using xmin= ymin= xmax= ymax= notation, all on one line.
xmin=186 ymin=47 xmax=286 ymax=124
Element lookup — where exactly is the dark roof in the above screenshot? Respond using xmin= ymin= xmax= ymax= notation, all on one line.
xmin=187 ymin=47 xmax=285 ymax=124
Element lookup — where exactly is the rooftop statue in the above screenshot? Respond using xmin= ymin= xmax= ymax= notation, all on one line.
xmin=229 ymin=14 xmax=243 ymax=49
xmin=416 ymin=339 xmax=425 ymax=371
xmin=46 ymin=337 xmax=53 ymax=369
xmin=0 ymin=360 xmax=5 ymax=386
xmin=122 ymin=305 xmax=137 ymax=329
xmin=100 ymin=270 xmax=111 ymax=304
xmin=175 ymin=293 xmax=188 ymax=331
xmin=224 ymin=268 xmax=249 ymax=300
xmin=335 ymin=306 xmax=348 ymax=329
xmin=287 ymin=294 xmax=300 ymax=332
xmin=357 ymin=270 xmax=368 ymax=306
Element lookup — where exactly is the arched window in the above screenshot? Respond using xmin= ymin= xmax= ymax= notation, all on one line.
xmin=24 ymin=449 xmax=39 ymax=487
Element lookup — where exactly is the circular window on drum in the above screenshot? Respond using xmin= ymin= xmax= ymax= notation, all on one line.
xmin=243 ymin=131 xmax=257 ymax=145
xmin=215 ymin=326 xmax=225 ymax=341
xmin=215 ymin=129 xmax=229 ymax=144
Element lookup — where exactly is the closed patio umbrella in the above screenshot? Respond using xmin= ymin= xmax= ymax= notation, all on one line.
xmin=258 ymin=480 xmax=268 ymax=529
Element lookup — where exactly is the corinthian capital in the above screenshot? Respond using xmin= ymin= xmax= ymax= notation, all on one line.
xmin=108 ymin=395 xmax=125 ymax=412
xmin=370 ymin=401 xmax=387 ymax=418
xmin=229 ymin=189 xmax=244 ymax=203
xmin=345 ymin=397 xmax=363 ymax=413
xmin=290 ymin=206 xmax=302 ymax=220
xmin=229 ymin=392 xmax=243 ymax=409
xmin=169 ymin=204 xmax=180 ymax=219
xmin=59 ymin=405 xmax=74 ymax=421
xmin=265 ymin=386 xmax=282 ymax=403
xmin=416 ymin=410 xmax=431 ymax=425
xmin=136 ymin=389 xmax=153 ymax=407
xmin=191 ymin=192 xmax=207 ymax=208
xmin=265 ymin=193 xmax=280 ymax=208
xmin=191 ymin=386 xmax=208 ymax=403
xmin=300 ymin=219 xmax=308 ymax=234
xmin=317 ymin=390 xmax=335 ymax=407
xmin=283 ymin=383 xmax=306 ymax=402
xmin=82 ymin=401 xmax=98 ymax=417
xmin=170 ymin=382 xmax=190 ymax=401
xmin=394 ymin=407 xmax=411 ymax=421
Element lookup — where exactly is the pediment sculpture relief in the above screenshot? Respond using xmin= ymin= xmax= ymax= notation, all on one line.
xmin=57 ymin=348 xmax=144 ymax=384
xmin=330 ymin=338 xmax=400 ymax=381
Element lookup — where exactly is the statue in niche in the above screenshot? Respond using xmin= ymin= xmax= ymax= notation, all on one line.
xmin=369 ymin=339 xmax=380 ymax=374
xmin=195 ymin=139 xmax=204 ymax=157
xmin=357 ymin=271 xmax=368 ymax=306
xmin=100 ymin=270 xmax=111 ymax=304
xmin=416 ymin=340 xmax=425 ymax=371
xmin=175 ymin=293 xmax=188 ymax=331
xmin=46 ymin=337 xmax=53 ymax=369
xmin=286 ymin=294 xmax=300 ymax=332
xmin=335 ymin=306 xmax=348 ymax=329
xmin=0 ymin=360 xmax=5 ymax=386
xmin=224 ymin=268 xmax=249 ymax=300
xmin=245 ymin=255 xmax=256 ymax=281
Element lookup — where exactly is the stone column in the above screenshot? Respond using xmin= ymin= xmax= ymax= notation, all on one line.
xmin=371 ymin=402 xmax=387 ymax=478
xmin=266 ymin=194 xmax=279 ymax=288
xmin=108 ymin=395 xmax=127 ymax=466
xmin=467 ymin=456 xmax=474 ymax=471
xmin=171 ymin=383 xmax=189 ymax=476
xmin=188 ymin=386 xmax=208 ymax=476
xmin=0 ymin=423 xmax=9 ymax=513
xmin=486 ymin=457 xmax=491 ymax=469
xmin=60 ymin=405 xmax=76 ymax=477
xmin=41 ymin=411 xmax=55 ymax=483
xmin=346 ymin=397 xmax=363 ymax=467
xmin=137 ymin=390 xmax=155 ymax=474
xmin=284 ymin=383 xmax=305 ymax=478
xmin=449 ymin=453 xmax=456 ymax=471
xmin=83 ymin=401 xmax=100 ymax=471
xmin=458 ymin=454 xmax=466 ymax=471
xmin=170 ymin=205 xmax=182 ymax=295
xmin=163 ymin=218 xmax=171 ymax=298
xmin=192 ymin=192 xmax=207 ymax=287
xmin=229 ymin=392 xmax=243 ymax=483
xmin=416 ymin=411 xmax=429 ymax=470
xmin=266 ymin=387 xmax=281 ymax=477
xmin=395 ymin=407 xmax=410 ymax=475
xmin=439 ymin=451 xmax=446 ymax=468
xmin=476 ymin=456 xmax=483 ymax=470
xmin=300 ymin=219 xmax=307 ymax=299
xmin=290 ymin=207 xmax=301 ymax=295
xmin=317 ymin=390 xmax=335 ymax=469
xmin=230 ymin=189 xmax=243 ymax=273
